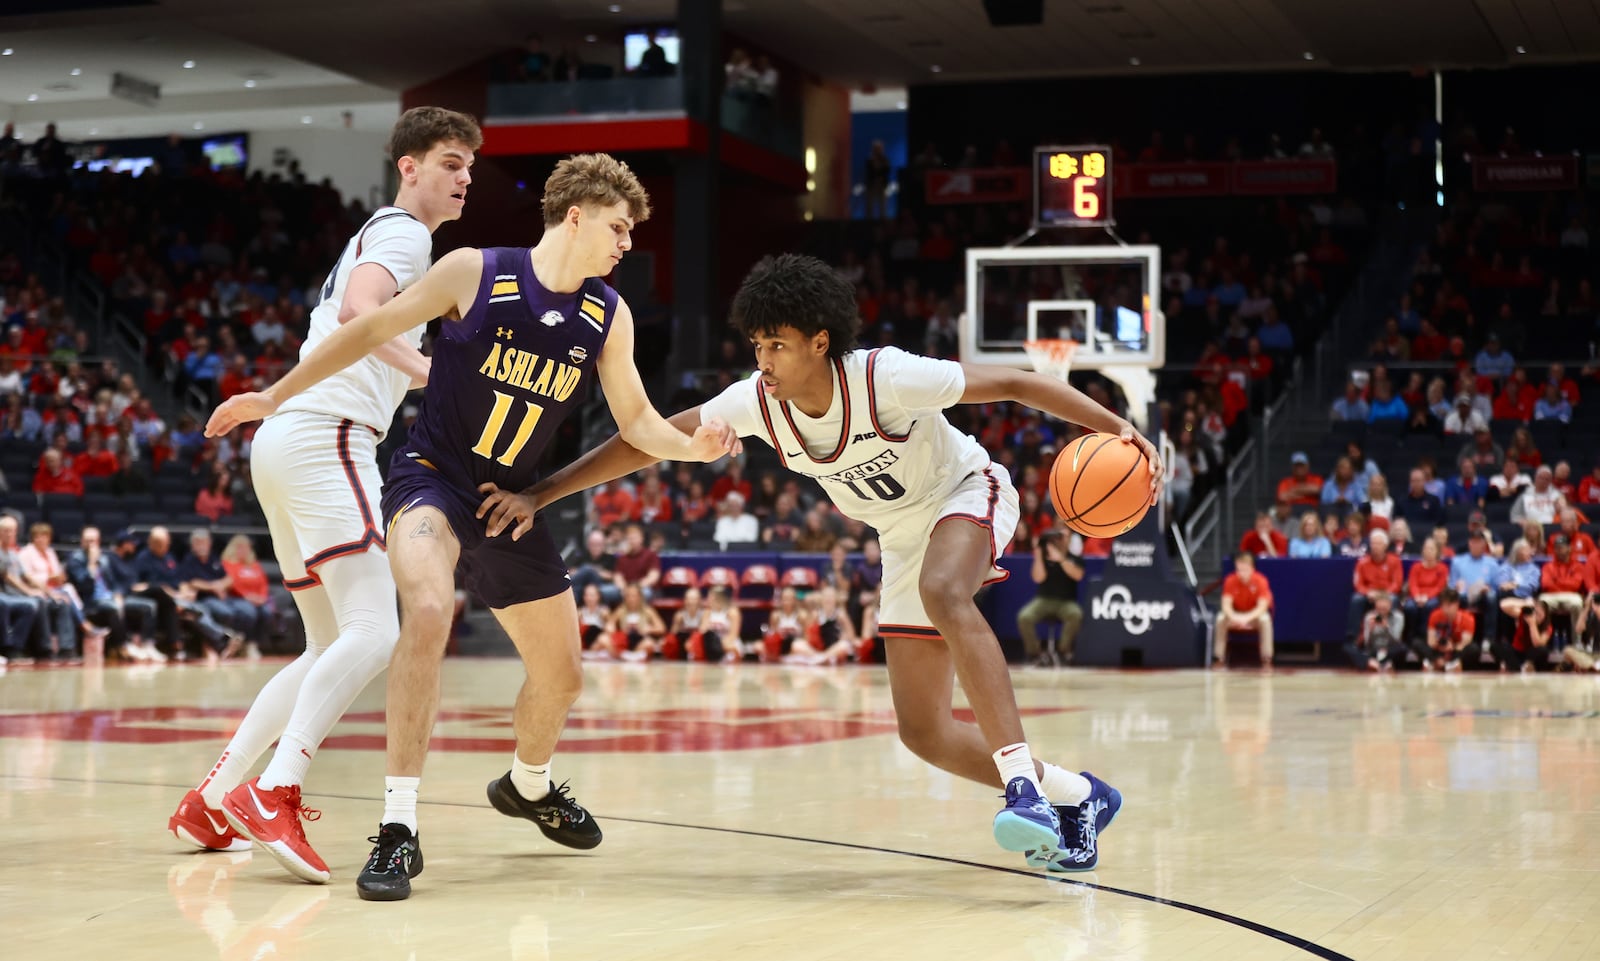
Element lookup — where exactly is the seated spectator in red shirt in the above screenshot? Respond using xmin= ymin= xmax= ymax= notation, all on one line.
xmin=1195 ymin=343 xmax=1230 ymax=387
xmin=1241 ymin=337 xmax=1273 ymax=382
xmin=218 ymin=353 xmax=255 ymax=401
xmin=613 ymin=523 xmax=661 ymax=598
xmin=710 ymin=460 xmax=753 ymax=505
xmin=32 ymin=448 xmax=83 ymax=496
xmin=676 ymin=478 xmax=713 ymax=524
xmin=1348 ymin=529 xmax=1403 ymax=640
xmin=143 ymin=290 xmax=173 ymax=337
xmin=1540 ymin=535 xmax=1591 ymax=618
xmin=1276 ymin=452 xmax=1323 ymax=507
xmin=590 ymin=481 xmax=637 ymax=529
xmin=73 ymin=433 xmax=120 ymax=478
xmin=1506 ymin=428 xmax=1542 ymax=469
xmin=1239 ymin=511 xmax=1289 ymax=558
xmin=630 ymin=472 xmax=674 ymax=525
xmin=1492 ymin=379 xmax=1536 ymax=422
xmin=1554 ymin=509 xmax=1597 ymax=563
xmin=1411 ymin=319 xmax=1448 ymax=362
xmin=1213 ymin=551 xmax=1274 ymax=666
xmin=194 ymin=472 xmax=235 ymax=522
xmin=1218 ymin=377 xmax=1249 ymax=426
xmin=1577 ymin=464 xmax=1600 ymax=506
xmin=1403 ymin=537 xmax=1450 ymax=634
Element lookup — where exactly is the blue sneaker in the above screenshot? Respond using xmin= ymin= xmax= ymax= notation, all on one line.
xmin=1042 ymin=771 xmax=1122 ymax=872
xmin=992 ymin=777 xmax=1063 ymax=860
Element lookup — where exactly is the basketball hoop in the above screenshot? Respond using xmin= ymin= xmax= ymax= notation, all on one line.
xmin=1023 ymin=339 xmax=1079 ymax=382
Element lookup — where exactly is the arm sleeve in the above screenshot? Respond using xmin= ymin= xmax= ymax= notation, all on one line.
xmin=354 ymin=217 xmax=433 ymax=293
xmin=699 ymin=373 xmax=768 ymax=443
xmin=874 ymin=346 xmax=966 ymax=415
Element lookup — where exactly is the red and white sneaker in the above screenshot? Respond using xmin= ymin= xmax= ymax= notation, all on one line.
xmin=169 ymin=789 xmax=252 ymax=852
xmin=220 ymin=778 xmax=331 ymax=884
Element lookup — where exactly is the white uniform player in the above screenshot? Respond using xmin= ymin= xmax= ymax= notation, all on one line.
xmin=700 ymin=347 xmax=1021 ymax=640
xmin=262 ymin=206 xmax=431 ymax=592
xmin=170 ymin=108 xmax=482 ymax=886
xmin=515 ymin=253 xmax=1159 ymax=872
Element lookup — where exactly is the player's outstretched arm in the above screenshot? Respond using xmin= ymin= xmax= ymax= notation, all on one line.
xmin=959 ymin=364 xmax=1164 ymax=505
xmin=340 ymin=262 xmax=432 ymax=389
xmin=206 ymin=249 xmax=482 ymax=436
xmin=478 ymin=405 xmax=729 ymax=540
xmin=596 ymin=300 xmax=741 ymax=464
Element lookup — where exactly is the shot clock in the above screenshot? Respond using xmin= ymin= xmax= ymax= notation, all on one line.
xmin=1033 ymin=145 xmax=1114 ymax=228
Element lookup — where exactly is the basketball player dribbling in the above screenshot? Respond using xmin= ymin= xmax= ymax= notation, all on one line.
xmin=500 ymin=253 xmax=1163 ymax=871
xmin=169 ymin=107 xmax=482 ymax=884
xmin=207 ymin=153 xmax=739 ymax=900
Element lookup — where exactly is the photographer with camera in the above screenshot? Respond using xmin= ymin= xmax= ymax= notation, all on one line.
xmin=1016 ymin=530 xmax=1084 ymax=667
xmin=1347 ymin=590 xmax=1402 ymax=671
xmin=1493 ymin=598 xmax=1554 ymax=673
xmin=1416 ymin=588 xmax=1478 ymax=672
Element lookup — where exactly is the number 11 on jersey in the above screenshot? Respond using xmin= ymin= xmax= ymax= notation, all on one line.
xmin=472 ymin=390 xmax=544 ymax=466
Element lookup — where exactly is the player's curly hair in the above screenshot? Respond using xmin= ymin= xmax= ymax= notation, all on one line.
xmin=730 ymin=254 xmax=860 ymax=359
xmin=542 ymin=153 xmax=652 ymax=226
xmin=385 ymin=106 xmax=482 ymax=163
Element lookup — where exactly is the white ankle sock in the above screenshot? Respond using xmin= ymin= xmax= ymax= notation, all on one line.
xmin=257 ymin=734 xmax=315 ymax=790
xmin=510 ymin=755 xmax=551 ymax=802
xmin=383 ymin=776 xmax=420 ymax=832
xmin=993 ymin=743 xmax=1041 ymax=795
xmin=1040 ymin=762 xmax=1092 ymax=806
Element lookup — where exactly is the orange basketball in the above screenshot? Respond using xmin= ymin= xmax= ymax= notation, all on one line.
xmin=1048 ymin=432 xmax=1153 ymax=538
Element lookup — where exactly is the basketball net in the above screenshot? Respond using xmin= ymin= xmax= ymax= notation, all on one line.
xmin=1024 ymin=338 xmax=1156 ymax=432
xmin=1023 ymin=339 xmax=1078 ymax=382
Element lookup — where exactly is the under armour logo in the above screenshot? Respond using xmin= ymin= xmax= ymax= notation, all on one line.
xmin=497 ymin=327 xmax=513 ymax=339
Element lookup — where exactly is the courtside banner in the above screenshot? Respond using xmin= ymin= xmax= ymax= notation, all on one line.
xmin=1232 ymin=159 xmax=1337 ymax=195
xmin=1118 ymin=162 xmax=1229 ymax=198
xmin=1472 ymin=155 xmax=1579 ymax=191
xmin=925 ymin=167 xmax=1030 ymax=204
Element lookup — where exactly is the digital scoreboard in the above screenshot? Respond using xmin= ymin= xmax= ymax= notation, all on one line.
xmin=1034 ymin=145 xmax=1114 ymax=228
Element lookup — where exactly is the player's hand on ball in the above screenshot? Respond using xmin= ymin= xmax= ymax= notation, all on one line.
xmin=689 ymin=418 xmax=743 ymax=462
xmin=477 ymin=483 xmax=537 ymax=540
xmin=1120 ymin=424 xmax=1164 ymax=506
xmin=206 ymin=392 xmax=278 ymax=437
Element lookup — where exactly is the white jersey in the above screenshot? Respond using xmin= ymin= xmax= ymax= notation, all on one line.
xmin=701 ymin=347 xmax=990 ymax=528
xmin=276 ymin=206 xmax=432 ymax=436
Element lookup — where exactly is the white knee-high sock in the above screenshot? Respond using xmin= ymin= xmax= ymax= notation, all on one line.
xmin=258 ymin=552 xmax=398 ymax=790
xmin=197 ymin=645 xmax=321 ymax=807
xmin=212 ymin=578 xmax=339 ymax=803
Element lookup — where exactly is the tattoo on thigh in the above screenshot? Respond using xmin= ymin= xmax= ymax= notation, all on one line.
xmin=410 ymin=516 xmax=436 ymax=539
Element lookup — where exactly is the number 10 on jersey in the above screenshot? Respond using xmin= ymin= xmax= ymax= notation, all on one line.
xmin=472 ymin=390 xmax=545 ymax=466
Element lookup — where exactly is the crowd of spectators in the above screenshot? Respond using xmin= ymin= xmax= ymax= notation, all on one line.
xmin=1 ymin=153 xmax=378 ymax=539
xmin=559 ymin=486 xmax=885 ymax=664
xmin=1225 ymin=175 xmax=1599 ymax=670
xmin=1 ymin=515 xmax=283 ymax=666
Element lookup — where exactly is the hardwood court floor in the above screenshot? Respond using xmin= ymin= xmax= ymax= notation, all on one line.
xmin=2 ymin=659 xmax=1598 ymax=961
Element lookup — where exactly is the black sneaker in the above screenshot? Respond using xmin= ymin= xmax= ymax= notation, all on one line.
xmin=486 ymin=775 xmax=603 ymax=850
xmin=356 ymin=823 xmax=423 ymax=902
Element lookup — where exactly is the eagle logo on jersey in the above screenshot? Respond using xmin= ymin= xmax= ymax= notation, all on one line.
xmin=568 ymin=345 xmax=589 ymax=365
xmin=540 ymin=310 xmax=565 ymax=327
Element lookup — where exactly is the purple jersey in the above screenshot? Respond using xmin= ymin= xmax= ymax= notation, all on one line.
xmin=397 ymin=246 xmax=617 ymax=493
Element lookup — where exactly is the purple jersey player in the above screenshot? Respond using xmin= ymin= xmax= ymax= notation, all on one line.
xmin=207 ymin=153 xmax=739 ymax=901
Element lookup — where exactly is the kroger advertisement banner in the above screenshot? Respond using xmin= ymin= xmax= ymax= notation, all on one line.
xmin=1073 ymin=514 xmax=1205 ymax=667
